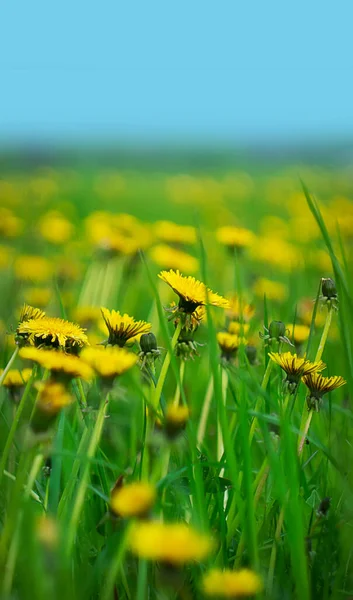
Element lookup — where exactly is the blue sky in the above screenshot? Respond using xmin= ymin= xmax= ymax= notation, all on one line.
xmin=1 ymin=0 xmax=352 ymax=145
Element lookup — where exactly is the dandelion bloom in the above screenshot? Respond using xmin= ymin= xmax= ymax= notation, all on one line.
xmin=38 ymin=210 xmax=74 ymax=244
xmin=110 ymin=482 xmax=156 ymax=518
xmin=253 ymin=278 xmax=287 ymax=302
xmin=128 ymin=521 xmax=212 ymax=565
xmin=159 ymin=269 xmax=229 ymax=315
xmin=0 ymin=368 xmax=32 ymax=390
xmin=31 ymin=381 xmax=73 ymax=432
xmin=150 ymin=244 xmax=199 ymax=274
xmin=16 ymin=316 xmax=88 ymax=352
xmin=80 ymin=346 xmax=138 ymax=380
xmin=228 ymin=321 xmax=250 ymax=336
xmin=154 ymin=221 xmax=196 ymax=245
xmin=100 ymin=308 xmax=151 ymax=347
xmin=14 ymin=255 xmax=53 ymax=283
xmin=302 ymin=372 xmax=346 ymax=411
xmin=216 ymin=226 xmax=255 ymax=249
xmin=286 ymin=323 xmax=311 ymax=345
xmin=217 ymin=332 xmax=246 ymax=360
xmin=269 ymin=351 xmax=325 ymax=387
xmin=164 ymin=403 xmax=190 ymax=437
xmin=202 ymin=568 xmax=263 ymax=597
xmin=19 ymin=304 xmax=46 ymax=323
xmin=20 ymin=347 xmax=93 ymax=381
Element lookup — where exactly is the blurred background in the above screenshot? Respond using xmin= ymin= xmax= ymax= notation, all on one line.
xmin=0 ymin=0 xmax=352 ymax=329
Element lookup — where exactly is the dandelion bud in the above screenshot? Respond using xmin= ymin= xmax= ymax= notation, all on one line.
xmin=321 ymin=278 xmax=337 ymax=300
xmin=140 ymin=332 xmax=158 ymax=354
xmin=245 ymin=345 xmax=257 ymax=365
xmin=269 ymin=320 xmax=286 ymax=340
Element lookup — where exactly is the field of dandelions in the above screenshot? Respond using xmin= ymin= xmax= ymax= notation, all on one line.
xmin=0 ymin=162 xmax=352 ymax=600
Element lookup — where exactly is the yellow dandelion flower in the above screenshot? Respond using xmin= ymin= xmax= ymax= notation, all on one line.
xmin=0 ymin=208 xmax=23 ymax=238
xmin=110 ymin=482 xmax=156 ymax=518
xmin=250 ymin=236 xmax=303 ymax=272
xmin=253 ymin=278 xmax=287 ymax=302
xmin=20 ymin=347 xmax=93 ymax=381
xmin=16 ymin=316 xmax=88 ymax=352
xmin=0 ymin=368 xmax=32 ymax=388
xmin=14 ymin=255 xmax=53 ymax=283
xmin=269 ymin=351 xmax=325 ymax=388
xmin=154 ymin=221 xmax=196 ymax=245
xmin=164 ymin=403 xmax=190 ymax=437
xmin=286 ymin=323 xmax=311 ymax=345
xmin=31 ymin=381 xmax=72 ymax=431
xmin=100 ymin=308 xmax=151 ymax=347
xmin=216 ymin=226 xmax=255 ymax=249
xmin=217 ymin=332 xmax=246 ymax=360
xmin=38 ymin=211 xmax=74 ymax=244
xmin=149 ymin=244 xmax=199 ymax=274
xmin=128 ymin=521 xmax=213 ymax=565
xmin=80 ymin=346 xmax=138 ymax=379
xmin=159 ymin=270 xmax=229 ymax=315
xmin=302 ymin=372 xmax=346 ymax=411
xmin=36 ymin=515 xmax=59 ymax=549
xmin=19 ymin=304 xmax=46 ymax=323
xmin=202 ymin=568 xmax=263 ymax=597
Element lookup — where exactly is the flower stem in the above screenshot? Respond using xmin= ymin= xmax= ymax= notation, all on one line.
xmin=315 ymin=305 xmax=333 ymax=363
xmin=65 ymin=396 xmax=109 ymax=557
xmin=101 ymin=522 xmax=133 ymax=600
xmin=152 ymin=322 xmax=182 ymax=410
xmin=248 ymin=358 xmax=273 ymax=443
xmin=298 ymin=305 xmax=333 ymax=455
xmin=0 ymin=346 xmax=19 ymax=387
xmin=0 ymin=373 xmax=34 ymax=490
xmin=172 ymin=360 xmax=185 ymax=406
xmin=197 ymin=376 xmax=214 ymax=446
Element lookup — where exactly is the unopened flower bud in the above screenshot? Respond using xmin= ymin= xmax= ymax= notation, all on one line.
xmin=321 ymin=278 xmax=337 ymax=300
xmin=140 ymin=332 xmax=158 ymax=354
xmin=245 ymin=345 xmax=257 ymax=365
xmin=269 ymin=321 xmax=286 ymax=339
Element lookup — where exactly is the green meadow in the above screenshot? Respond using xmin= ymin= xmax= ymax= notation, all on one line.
xmin=0 ymin=154 xmax=352 ymax=599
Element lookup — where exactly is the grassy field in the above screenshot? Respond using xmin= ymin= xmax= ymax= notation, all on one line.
xmin=0 ymin=157 xmax=352 ymax=599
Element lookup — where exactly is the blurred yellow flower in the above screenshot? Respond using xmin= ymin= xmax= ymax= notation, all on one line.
xmin=202 ymin=568 xmax=263 ymax=597
xmin=80 ymin=346 xmax=138 ymax=379
xmin=0 ymin=368 xmax=32 ymax=388
xmin=149 ymin=244 xmax=198 ymax=274
xmin=20 ymin=347 xmax=93 ymax=381
xmin=286 ymin=323 xmax=311 ymax=345
xmin=23 ymin=287 xmax=52 ymax=308
xmin=252 ymin=278 xmax=287 ymax=301
xmin=217 ymin=332 xmax=245 ymax=358
xmin=226 ymin=296 xmax=255 ymax=323
xmin=15 ymin=255 xmax=53 ymax=283
xmin=216 ymin=226 xmax=255 ymax=249
xmin=228 ymin=321 xmax=250 ymax=336
xmin=35 ymin=381 xmax=73 ymax=416
xmin=250 ymin=237 xmax=303 ymax=272
xmin=110 ymin=482 xmax=156 ymax=518
xmin=128 ymin=521 xmax=213 ymax=564
xmin=0 ymin=245 xmax=13 ymax=269
xmin=154 ymin=220 xmax=196 ymax=245
xmin=0 ymin=208 xmax=23 ymax=238
xmin=19 ymin=304 xmax=46 ymax=323
xmin=38 ymin=211 xmax=74 ymax=244
xmin=36 ymin=515 xmax=59 ymax=549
